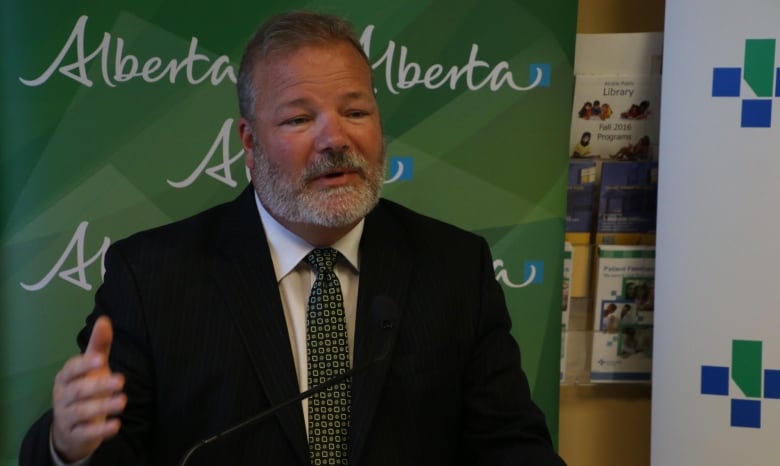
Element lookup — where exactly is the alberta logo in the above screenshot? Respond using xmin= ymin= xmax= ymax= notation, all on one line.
xmin=385 ymin=156 xmax=413 ymax=184
xmin=712 ymin=38 xmax=779 ymax=128
xmin=700 ymin=340 xmax=780 ymax=428
xmin=493 ymin=259 xmax=544 ymax=288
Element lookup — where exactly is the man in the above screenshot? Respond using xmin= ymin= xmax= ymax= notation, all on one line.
xmin=21 ymin=11 xmax=565 ymax=466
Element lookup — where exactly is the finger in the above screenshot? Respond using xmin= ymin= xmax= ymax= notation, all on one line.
xmin=71 ymin=417 xmax=122 ymax=441
xmin=55 ymin=353 xmax=111 ymax=389
xmin=85 ymin=316 xmax=113 ymax=359
xmin=60 ymin=393 xmax=127 ymax=427
xmin=55 ymin=373 xmax=125 ymax=408
xmin=56 ymin=317 xmax=115 ymax=386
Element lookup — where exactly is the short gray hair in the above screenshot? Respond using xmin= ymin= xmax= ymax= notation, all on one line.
xmin=236 ymin=11 xmax=370 ymax=121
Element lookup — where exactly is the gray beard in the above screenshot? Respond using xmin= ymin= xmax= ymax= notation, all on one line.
xmin=251 ymin=144 xmax=384 ymax=228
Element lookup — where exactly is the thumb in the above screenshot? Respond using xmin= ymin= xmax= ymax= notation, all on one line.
xmin=85 ymin=315 xmax=113 ymax=359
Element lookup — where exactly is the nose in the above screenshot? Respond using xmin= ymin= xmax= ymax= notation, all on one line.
xmin=315 ymin=113 xmax=350 ymax=154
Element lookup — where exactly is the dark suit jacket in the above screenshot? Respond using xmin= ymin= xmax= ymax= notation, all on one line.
xmin=21 ymin=186 xmax=564 ymax=466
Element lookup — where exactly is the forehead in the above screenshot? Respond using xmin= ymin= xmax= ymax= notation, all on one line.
xmin=253 ymin=41 xmax=373 ymax=97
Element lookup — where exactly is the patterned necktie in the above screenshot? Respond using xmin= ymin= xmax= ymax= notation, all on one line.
xmin=305 ymin=248 xmax=351 ymax=465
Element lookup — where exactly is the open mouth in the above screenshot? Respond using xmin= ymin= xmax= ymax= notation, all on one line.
xmin=316 ymin=168 xmax=360 ymax=180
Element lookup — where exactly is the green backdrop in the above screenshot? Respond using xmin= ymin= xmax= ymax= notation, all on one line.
xmin=1 ymin=1 xmax=576 ymax=463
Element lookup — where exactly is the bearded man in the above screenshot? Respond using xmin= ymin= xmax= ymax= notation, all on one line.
xmin=22 ymin=11 xmax=565 ymax=466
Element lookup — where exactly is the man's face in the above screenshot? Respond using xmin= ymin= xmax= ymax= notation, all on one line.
xmin=239 ymin=41 xmax=385 ymax=231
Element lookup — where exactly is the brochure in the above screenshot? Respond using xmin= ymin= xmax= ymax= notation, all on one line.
xmin=590 ymin=245 xmax=655 ymax=382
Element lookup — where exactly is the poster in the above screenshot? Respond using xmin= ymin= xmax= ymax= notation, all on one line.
xmin=1 ymin=1 xmax=577 ymax=461
xmin=652 ymin=2 xmax=780 ymax=464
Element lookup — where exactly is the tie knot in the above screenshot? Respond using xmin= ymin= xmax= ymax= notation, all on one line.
xmin=305 ymin=248 xmax=339 ymax=274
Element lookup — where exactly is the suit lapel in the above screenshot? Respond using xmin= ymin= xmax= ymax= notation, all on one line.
xmin=209 ymin=186 xmax=309 ymax=466
xmin=349 ymin=201 xmax=413 ymax=465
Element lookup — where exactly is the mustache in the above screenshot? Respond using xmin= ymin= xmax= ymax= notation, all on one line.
xmin=303 ymin=151 xmax=369 ymax=181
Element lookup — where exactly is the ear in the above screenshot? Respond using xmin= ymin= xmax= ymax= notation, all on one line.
xmin=238 ymin=117 xmax=255 ymax=170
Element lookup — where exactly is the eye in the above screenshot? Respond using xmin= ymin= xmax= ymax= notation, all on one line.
xmin=345 ymin=109 xmax=369 ymax=119
xmin=282 ymin=116 xmax=310 ymax=126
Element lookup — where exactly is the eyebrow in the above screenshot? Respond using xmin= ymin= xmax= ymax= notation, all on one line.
xmin=339 ymin=90 xmax=373 ymax=101
xmin=280 ymin=90 xmax=374 ymax=108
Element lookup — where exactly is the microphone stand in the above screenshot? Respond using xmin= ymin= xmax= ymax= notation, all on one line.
xmin=178 ymin=367 xmax=358 ymax=466
xmin=179 ymin=295 xmax=397 ymax=466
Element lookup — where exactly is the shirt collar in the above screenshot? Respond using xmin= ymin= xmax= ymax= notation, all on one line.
xmin=254 ymin=191 xmax=363 ymax=282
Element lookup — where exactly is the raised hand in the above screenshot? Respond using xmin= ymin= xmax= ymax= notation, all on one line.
xmin=51 ymin=316 xmax=127 ymax=462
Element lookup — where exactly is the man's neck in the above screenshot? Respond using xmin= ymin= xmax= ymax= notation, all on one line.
xmin=276 ymin=218 xmax=359 ymax=247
